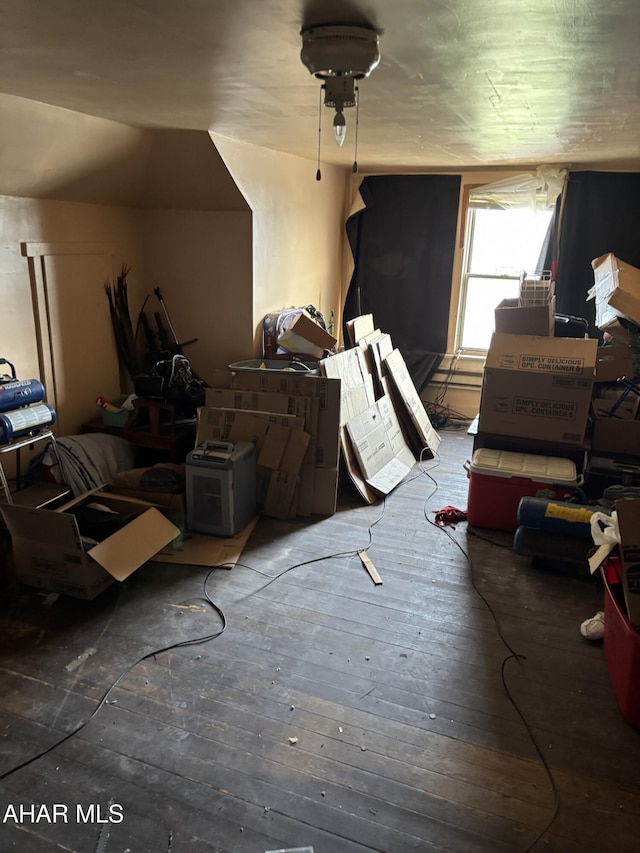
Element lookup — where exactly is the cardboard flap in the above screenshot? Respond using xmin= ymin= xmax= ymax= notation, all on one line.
xmin=1 ymin=503 xmax=82 ymax=550
xmin=87 ymin=508 xmax=179 ymax=581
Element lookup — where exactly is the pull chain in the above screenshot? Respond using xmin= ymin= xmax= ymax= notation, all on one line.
xmin=352 ymin=85 xmax=360 ymax=173
xmin=316 ymin=85 xmax=323 ymax=181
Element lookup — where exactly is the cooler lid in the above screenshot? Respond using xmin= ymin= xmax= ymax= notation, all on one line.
xmin=470 ymin=448 xmax=577 ymax=485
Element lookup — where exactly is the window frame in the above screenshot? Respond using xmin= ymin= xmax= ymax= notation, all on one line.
xmin=453 ymin=197 xmax=553 ymax=355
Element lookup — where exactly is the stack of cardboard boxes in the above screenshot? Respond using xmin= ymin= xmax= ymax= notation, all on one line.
xmin=471 ymin=256 xmax=640 ymax=531
xmin=468 ymin=280 xmax=598 ymax=530
xmin=587 ymin=254 xmax=640 ymax=477
xmin=200 ymin=369 xmax=341 ymax=520
xmin=469 ymin=254 xmax=640 ymax=673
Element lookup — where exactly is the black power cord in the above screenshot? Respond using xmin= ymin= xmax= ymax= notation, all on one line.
xmin=1 ymin=445 xmax=561 ymax=853
xmin=0 ymin=498 xmax=392 ymax=783
xmin=0 ymin=567 xmax=227 ymax=782
xmin=419 ymin=447 xmax=560 ymax=853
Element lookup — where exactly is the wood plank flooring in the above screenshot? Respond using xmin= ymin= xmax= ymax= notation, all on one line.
xmin=1 ymin=427 xmax=639 ymax=852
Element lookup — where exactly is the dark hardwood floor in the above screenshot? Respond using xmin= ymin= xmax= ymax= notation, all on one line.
xmin=1 ymin=427 xmax=639 ymax=852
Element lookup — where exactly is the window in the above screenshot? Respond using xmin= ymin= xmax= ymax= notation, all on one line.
xmin=456 ymin=202 xmax=554 ymax=352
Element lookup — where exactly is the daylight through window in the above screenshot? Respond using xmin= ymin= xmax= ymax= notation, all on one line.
xmin=456 ymin=203 xmax=554 ymax=352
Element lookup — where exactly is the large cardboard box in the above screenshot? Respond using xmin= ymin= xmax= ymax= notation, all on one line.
xmin=594 ymin=345 xmax=634 ymax=383
xmin=104 ymin=486 xmax=186 ymax=529
xmin=279 ymin=310 xmax=337 ymax=353
xmin=590 ymin=402 xmax=640 ymax=456
xmin=478 ymin=333 xmax=598 ymax=445
xmin=228 ymin=373 xmax=341 ymax=469
xmin=345 ymin=400 xmax=412 ymax=496
xmin=1 ymin=491 xmax=180 ymax=599
xmin=494 ymin=295 xmax=555 ymax=337
xmin=383 ymin=348 xmax=441 ymax=456
xmin=205 ymin=388 xmax=318 ymax=460
xmin=590 ymin=253 xmax=640 ymax=329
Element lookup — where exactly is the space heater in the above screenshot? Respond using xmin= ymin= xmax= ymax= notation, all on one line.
xmin=185 ymin=440 xmax=256 ymax=536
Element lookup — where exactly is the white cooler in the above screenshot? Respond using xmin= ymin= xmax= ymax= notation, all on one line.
xmin=466 ymin=448 xmax=578 ymax=532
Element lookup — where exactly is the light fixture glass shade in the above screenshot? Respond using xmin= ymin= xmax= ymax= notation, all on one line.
xmin=333 ymin=111 xmax=346 ymax=147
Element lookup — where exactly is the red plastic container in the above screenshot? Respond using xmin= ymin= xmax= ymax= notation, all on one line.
xmin=602 ymin=559 xmax=640 ymax=728
xmin=466 ymin=448 xmax=578 ymax=532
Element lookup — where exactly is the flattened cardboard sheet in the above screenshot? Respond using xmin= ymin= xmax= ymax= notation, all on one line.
xmin=152 ymin=516 xmax=258 ymax=566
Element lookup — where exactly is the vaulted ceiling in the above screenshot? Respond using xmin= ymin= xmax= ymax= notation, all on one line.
xmin=2 ymin=0 xmax=639 ymax=172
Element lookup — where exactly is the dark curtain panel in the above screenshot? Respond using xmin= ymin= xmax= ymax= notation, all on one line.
xmin=344 ymin=175 xmax=461 ymax=391
xmin=554 ymin=171 xmax=640 ymax=337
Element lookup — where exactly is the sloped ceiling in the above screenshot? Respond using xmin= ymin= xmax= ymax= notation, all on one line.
xmin=1 ymin=0 xmax=639 ymax=172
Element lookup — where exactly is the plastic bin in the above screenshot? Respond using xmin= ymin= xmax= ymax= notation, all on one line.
xmin=602 ymin=559 xmax=640 ymax=728
xmin=466 ymin=448 xmax=578 ymax=532
xmin=100 ymin=395 xmax=132 ymax=428
xmin=228 ymin=359 xmax=319 ymax=375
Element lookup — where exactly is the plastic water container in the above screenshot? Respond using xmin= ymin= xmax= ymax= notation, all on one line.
xmin=466 ymin=448 xmax=578 ymax=532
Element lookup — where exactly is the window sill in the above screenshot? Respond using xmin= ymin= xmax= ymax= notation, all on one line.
xmin=431 ymin=352 xmax=485 ymax=388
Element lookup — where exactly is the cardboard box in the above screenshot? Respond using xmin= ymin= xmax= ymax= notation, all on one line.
xmin=204 ymin=388 xmax=319 ymax=465
xmin=229 ymin=373 xmax=341 ymax=469
xmin=602 ymin=317 xmax=633 ymax=345
xmin=590 ymin=402 xmax=640 ymax=456
xmin=103 ymin=485 xmax=186 ymax=529
xmin=594 ymin=345 xmax=634 ymax=383
xmin=383 ymin=348 xmax=441 ymax=457
xmin=346 ymin=313 xmax=375 ymax=347
xmin=478 ymin=333 xmax=597 ymax=445
xmin=321 ymin=348 xmax=375 ymax=425
xmin=281 ymin=310 xmax=337 ymax=352
xmin=345 ymin=401 xmax=412 ymax=496
xmin=494 ymin=295 xmax=556 ymax=337
xmin=1 ymin=491 xmax=180 ymax=599
xmin=256 ymin=467 xmax=299 ymax=519
xmin=195 ymin=407 xmax=311 ymax=518
xmin=590 ymin=254 xmax=640 ymax=329
xmin=312 ymin=466 xmax=339 ymax=516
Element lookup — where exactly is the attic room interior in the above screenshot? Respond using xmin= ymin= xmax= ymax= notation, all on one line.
xmin=1 ymin=2 xmax=640 ymax=852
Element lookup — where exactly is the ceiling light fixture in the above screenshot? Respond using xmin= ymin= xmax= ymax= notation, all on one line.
xmin=300 ymin=23 xmax=381 ymax=180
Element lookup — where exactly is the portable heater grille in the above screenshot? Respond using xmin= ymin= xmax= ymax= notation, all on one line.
xmin=190 ymin=474 xmax=222 ymax=531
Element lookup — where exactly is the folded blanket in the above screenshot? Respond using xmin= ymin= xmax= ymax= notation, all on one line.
xmin=42 ymin=434 xmax=135 ymax=497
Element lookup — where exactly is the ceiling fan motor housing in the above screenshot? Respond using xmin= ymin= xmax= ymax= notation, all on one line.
xmin=300 ymin=24 xmax=380 ymax=80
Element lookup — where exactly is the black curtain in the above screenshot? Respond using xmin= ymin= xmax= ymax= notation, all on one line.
xmin=554 ymin=171 xmax=640 ymax=337
xmin=344 ymin=175 xmax=461 ymax=391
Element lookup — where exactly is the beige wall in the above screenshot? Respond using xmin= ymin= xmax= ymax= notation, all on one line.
xmin=0 ymin=95 xmax=351 ymax=472
xmin=211 ymin=133 xmax=349 ymax=350
xmin=137 ymin=209 xmax=253 ymax=379
xmin=0 ymin=195 xmax=144 ymax=460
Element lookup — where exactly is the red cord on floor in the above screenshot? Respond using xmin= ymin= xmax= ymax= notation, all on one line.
xmin=433 ymin=505 xmax=468 ymax=527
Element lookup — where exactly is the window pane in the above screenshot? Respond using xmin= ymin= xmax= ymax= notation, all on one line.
xmin=460 ymin=275 xmax=519 ymax=350
xmin=469 ymin=207 xmax=553 ymax=276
